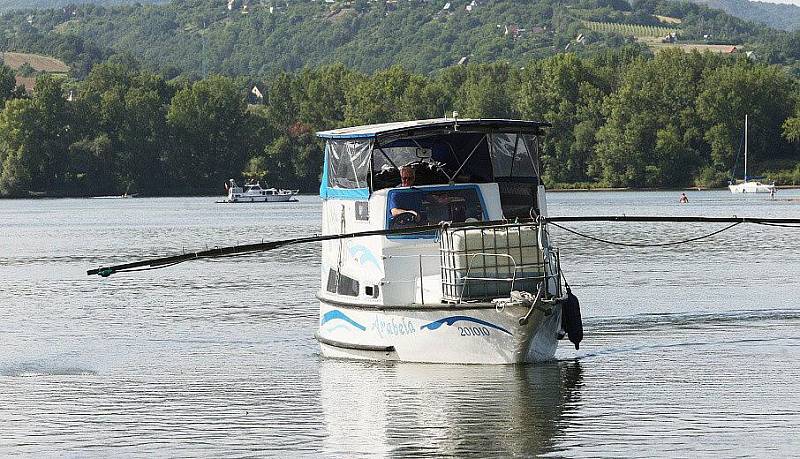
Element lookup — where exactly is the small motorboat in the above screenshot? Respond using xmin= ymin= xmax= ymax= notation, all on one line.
xmin=221 ymin=179 xmax=299 ymax=203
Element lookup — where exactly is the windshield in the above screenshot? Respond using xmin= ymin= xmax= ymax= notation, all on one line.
xmin=385 ymin=185 xmax=486 ymax=238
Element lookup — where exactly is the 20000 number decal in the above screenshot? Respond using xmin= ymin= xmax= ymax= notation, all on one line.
xmin=459 ymin=326 xmax=491 ymax=336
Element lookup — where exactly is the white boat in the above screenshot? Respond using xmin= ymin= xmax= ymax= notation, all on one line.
xmin=314 ymin=118 xmax=581 ymax=364
xmin=222 ymin=179 xmax=299 ymax=202
xmin=729 ymin=115 xmax=775 ymax=194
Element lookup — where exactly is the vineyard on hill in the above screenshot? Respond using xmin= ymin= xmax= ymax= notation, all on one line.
xmin=583 ymin=21 xmax=679 ymax=38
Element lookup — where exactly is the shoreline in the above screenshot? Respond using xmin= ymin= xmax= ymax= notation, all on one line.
xmin=6 ymin=185 xmax=800 ymax=199
xmin=549 ymin=185 xmax=800 ymax=192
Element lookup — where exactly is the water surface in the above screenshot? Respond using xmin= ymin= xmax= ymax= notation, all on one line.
xmin=1 ymin=190 xmax=799 ymax=456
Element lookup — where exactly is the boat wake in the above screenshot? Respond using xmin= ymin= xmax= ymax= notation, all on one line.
xmin=1 ymin=364 xmax=97 ymax=377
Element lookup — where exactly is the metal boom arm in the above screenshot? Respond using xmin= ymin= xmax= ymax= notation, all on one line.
xmin=87 ymin=215 xmax=800 ymax=277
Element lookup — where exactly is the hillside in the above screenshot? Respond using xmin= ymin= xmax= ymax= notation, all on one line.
xmin=691 ymin=0 xmax=800 ymax=31
xmin=0 ymin=0 xmax=798 ymax=78
xmin=0 ymin=0 xmax=166 ymax=12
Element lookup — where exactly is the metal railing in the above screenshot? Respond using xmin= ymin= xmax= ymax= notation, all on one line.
xmin=439 ymin=222 xmax=554 ymax=302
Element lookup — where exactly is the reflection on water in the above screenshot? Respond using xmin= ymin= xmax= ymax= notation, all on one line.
xmin=1 ymin=192 xmax=799 ymax=456
xmin=319 ymin=359 xmax=583 ymax=457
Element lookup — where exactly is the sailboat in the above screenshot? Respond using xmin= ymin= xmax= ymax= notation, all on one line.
xmin=728 ymin=115 xmax=775 ymax=193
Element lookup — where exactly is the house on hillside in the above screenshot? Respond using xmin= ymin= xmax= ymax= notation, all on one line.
xmin=249 ymin=85 xmax=264 ymax=104
xmin=662 ymin=32 xmax=677 ymax=44
xmin=504 ymin=24 xmax=525 ymax=39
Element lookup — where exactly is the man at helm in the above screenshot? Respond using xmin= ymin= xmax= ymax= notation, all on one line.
xmin=389 ymin=166 xmax=422 ymax=223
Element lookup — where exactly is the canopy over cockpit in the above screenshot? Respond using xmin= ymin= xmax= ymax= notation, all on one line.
xmin=317 ymin=118 xmax=550 ymax=218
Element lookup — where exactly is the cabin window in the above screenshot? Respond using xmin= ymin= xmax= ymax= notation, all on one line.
xmin=364 ymin=285 xmax=379 ymax=298
xmin=490 ymin=134 xmax=541 ymax=218
xmin=326 ymin=269 xmax=337 ymax=293
xmin=337 ymin=274 xmax=360 ymax=297
xmin=489 ymin=134 xmax=539 ymax=179
xmin=371 ymin=134 xmax=493 ymax=191
xmin=386 ymin=185 xmax=486 ymax=238
xmin=326 ymin=140 xmax=372 ymax=189
xmin=326 ymin=268 xmax=360 ymax=296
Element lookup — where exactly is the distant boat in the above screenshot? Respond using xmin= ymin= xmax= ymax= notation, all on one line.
xmin=729 ymin=115 xmax=775 ymax=194
xmin=221 ymin=179 xmax=298 ymax=203
xmin=92 ymin=193 xmax=139 ymax=199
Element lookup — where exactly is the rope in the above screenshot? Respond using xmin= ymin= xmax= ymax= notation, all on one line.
xmin=549 ymin=221 xmax=742 ymax=247
xmin=753 ymin=221 xmax=800 ymax=228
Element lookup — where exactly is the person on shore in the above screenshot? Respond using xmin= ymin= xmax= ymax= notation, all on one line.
xmin=679 ymin=193 xmax=689 ymax=204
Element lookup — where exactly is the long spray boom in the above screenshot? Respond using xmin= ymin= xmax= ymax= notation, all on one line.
xmin=87 ymin=215 xmax=800 ymax=277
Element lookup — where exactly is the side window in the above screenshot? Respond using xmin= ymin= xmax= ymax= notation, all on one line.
xmin=337 ymin=274 xmax=359 ymax=297
xmin=326 ymin=269 xmax=337 ymax=293
xmin=326 ymin=268 xmax=360 ymax=296
xmin=498 ymin=182 xmax=538 ymax=219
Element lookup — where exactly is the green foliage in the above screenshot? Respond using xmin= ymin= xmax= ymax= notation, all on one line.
xmin=784 ymin=93 xmax=800 ymax=143
xmin=0 ymin=63 xmax=17 ymax=103
xmin=3 ymin=0 xmax=800 ymax=80
xmin=686 ymin=0 xmax=800 ymax=32
xmin=17 ymin=62 xmax=36 ymax=77
xmin=784 ymin=116 xmax=800 ymax=143
xmin=1 ymin=48 xmax=800 ymax=197
xmin=166 ymin=74 xmax=251 ymax=191
xmin=0 ymin=0 xmax=164 ymax=11
xmin=697 ymin=60 xmax=796 ymax=169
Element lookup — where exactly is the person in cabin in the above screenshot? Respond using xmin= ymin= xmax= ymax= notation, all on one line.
xmin=679 ymin=193 xmax=689 ymax=204
xmin=389 ymin=166 xmax=423 ymax=224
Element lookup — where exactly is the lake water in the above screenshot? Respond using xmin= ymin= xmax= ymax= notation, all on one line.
xmin=1 ymin=190 xmax=799 ymax=457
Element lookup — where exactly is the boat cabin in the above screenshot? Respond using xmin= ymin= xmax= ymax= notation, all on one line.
xmin=316 ymin=118 xmax=551 ymax=307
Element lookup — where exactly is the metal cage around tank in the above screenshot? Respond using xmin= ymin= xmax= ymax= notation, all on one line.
xmin=439 ymin=222 xmax=555 ymax=303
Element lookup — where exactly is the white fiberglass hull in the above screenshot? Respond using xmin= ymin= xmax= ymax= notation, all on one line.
xmin=225 ymin=192 xmax=298 ymax=202
xmin=317 ymin=300 xmax=562 ymax=364
xmin=728 ymin=182 xmax=774 ymax=193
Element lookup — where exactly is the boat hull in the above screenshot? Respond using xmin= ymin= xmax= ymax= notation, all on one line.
xmin=317 ymin=300 xmax=562 ymax=364
xmin=224 ymin=193 xmax=298 ymax=203
xmin=728 ymin=182 xmax=774 ymax=193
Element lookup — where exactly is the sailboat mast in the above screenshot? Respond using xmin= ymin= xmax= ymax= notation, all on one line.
xmin=744 ymin=114 xmax=748 ymax=182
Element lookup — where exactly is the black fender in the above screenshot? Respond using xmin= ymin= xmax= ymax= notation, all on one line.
xmin=561 ymin=287 xmax=583 ymax=350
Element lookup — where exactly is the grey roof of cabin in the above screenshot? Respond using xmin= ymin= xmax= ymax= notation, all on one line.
xmin=316 ymin=118 xmax=550 ymax=140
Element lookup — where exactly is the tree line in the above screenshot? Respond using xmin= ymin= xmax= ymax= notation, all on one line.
xmin=0 ymin=47 xmax=799 ymax=197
